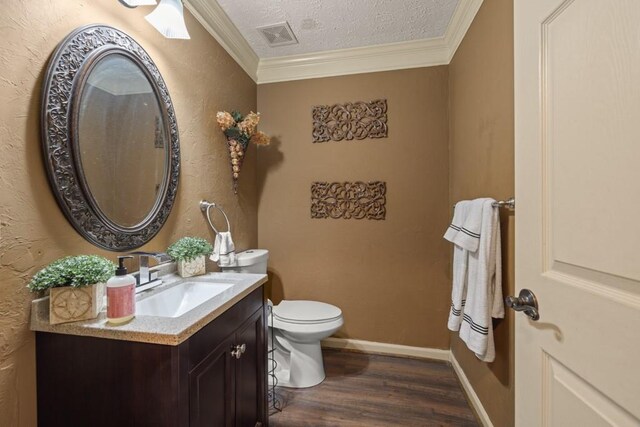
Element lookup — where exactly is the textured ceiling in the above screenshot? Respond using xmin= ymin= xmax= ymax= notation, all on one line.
xmin=215 ymin=0 xmax=460 ymax=58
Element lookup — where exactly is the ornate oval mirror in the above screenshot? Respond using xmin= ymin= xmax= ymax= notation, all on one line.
xmin=41 ymin=25 xmax=180 ymax=251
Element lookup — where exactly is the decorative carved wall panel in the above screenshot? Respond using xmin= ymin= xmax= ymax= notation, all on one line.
xmin=311 ymin=181 xmax=386 ymax=220
xmin=312 ymin=99 xmax=387 ymax=142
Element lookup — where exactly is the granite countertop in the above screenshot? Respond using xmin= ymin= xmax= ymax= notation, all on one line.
xmin=30 ymin=272 xmax=267 ymax=346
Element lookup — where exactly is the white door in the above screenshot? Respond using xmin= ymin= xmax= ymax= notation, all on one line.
xmin=515 ymin=0 xmax=640 ymax=425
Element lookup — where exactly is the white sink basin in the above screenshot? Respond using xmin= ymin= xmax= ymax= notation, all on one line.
xmin=136 ymin=281 xmax=233 ymax=318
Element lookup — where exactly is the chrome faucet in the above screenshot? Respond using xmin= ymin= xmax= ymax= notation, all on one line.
xmin=128 ymin=251 xmax=172 ymax=287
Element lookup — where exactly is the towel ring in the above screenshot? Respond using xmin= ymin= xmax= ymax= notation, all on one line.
xmin=200 ymin=200 xmax=231 ymax=234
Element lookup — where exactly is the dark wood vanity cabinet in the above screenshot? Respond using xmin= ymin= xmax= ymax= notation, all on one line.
xmin=36 ymin=287 xmax=268 ymax=427
xmin=189 ymin=308 xmax=264 ymax=427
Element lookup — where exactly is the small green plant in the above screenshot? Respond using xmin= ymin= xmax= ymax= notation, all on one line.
xmin=28 ymin=255 xmax=115 ymax=292
xmin=167 ymin=237 xmax=213 ymax=262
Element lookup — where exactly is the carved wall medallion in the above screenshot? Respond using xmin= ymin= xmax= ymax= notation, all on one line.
xmin=40 ymin=25 xmax=180 ymax=251
xmin=312 ymin=99 xmax=388 ymax=143
xmin=311 ymin=181 xmax=386 ymax=220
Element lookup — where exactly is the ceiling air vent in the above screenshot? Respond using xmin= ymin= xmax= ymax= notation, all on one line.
xmin=257 ymin=22 xmax=298 ymax=47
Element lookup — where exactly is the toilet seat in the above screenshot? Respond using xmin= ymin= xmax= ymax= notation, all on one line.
xmin=273 ymin=300 xmax=342 ymax=325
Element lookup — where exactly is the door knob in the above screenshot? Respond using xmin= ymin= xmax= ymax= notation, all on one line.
xmin=505 ymin=289 xmax=540 ymax=321
xmin=231 ymin=343 xmax=246 ymax=359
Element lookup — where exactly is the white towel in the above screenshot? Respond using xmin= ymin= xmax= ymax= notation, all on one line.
xmin=210 ymin=231 xmax=237 ymax=266
xmin=457 ymin=199 xmax=504 ymax=362
xmin=444 ymin=199 xmax=486 ymax=252
xmin=445 ymin=199 xmax=485 ymax=332
xmin=447 ymin=244 xmax=468 ymax=332
xmin=445 ymin=199 xmax=504 ymax=362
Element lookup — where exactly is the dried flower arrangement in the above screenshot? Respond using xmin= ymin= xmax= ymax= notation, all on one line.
xmin=216 ymin=110 xmax=271 ymax=193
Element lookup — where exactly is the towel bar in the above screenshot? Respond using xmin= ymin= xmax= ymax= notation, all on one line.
xmin=491 ymin=197 xmax=515 ymax=209
xmin=453 ymin=197 xmax=516 ymax=210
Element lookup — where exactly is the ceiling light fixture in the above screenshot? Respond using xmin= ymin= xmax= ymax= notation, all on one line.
xmin=118 ymin=0 xmax=157 ymax=8
xmin=145 ymin=0 xmax=191 ymax=40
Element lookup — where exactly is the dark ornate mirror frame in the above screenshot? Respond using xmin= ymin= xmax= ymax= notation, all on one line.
xmin=41 ymin=24 xmax=180 ymax=251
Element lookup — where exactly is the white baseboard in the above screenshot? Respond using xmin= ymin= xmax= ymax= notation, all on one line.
xmin=449 ymin=352 xmax=494 ymax=427
xmin=321 ymin=337 xmax=450 ymax=361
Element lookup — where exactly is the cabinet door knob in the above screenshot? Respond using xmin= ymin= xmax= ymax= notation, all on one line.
xmin=231 ymin=343 xmax=246 ymax=359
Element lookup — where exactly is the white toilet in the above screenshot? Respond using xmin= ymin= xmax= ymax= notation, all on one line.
xmin=219 ymin=249 xmax=343 ymax=388
xmin=270 ymin=299 xmax=343 ymax=388
xmin=217 ymin=249 xmax=269 ymax=274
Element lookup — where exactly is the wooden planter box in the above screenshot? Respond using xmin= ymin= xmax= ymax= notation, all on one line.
xmin=49 ymin=283 xmax=104 ymax=325
xmin=177 ymin=256 xmax=206 ymax=278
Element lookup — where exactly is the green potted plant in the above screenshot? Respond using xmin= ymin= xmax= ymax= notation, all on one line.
xmin=167 ymin=237 xmax=213 ymax=278
xmin=28 ymin=255 xmax=115 ymax=325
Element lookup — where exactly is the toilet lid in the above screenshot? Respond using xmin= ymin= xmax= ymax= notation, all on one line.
xmin=273 ymin=300 xmax=342 ymax=324
xmin=235 ymin=249 xmax=268 ymax=267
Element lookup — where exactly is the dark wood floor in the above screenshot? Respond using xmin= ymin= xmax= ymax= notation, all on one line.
xmin=269 ymin=349 xmax=479 ymax=427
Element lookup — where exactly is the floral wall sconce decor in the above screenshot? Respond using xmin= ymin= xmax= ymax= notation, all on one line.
xmin=216 ymin=110 xmax=271 ymax=194
xmin=311 ymin=181 xmax=386 ymax=220
xmin=312 ymin=99 xmax=388 ymax=143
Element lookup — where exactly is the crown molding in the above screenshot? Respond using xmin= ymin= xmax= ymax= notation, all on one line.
xmin=256 ymin=37 xmax=451 ymax=84
xmin=185 ymin=0 xmax=482 ymax=84
xmin=444 ymin=0 xmax=484 ymax=62
xmin=183 ymin=0 xmax=259 ymax=81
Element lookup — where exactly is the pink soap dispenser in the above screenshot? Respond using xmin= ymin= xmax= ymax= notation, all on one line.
xmin=107 ymin=255 xmax=136 ymax=325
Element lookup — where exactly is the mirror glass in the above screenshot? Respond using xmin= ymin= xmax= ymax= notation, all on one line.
xmin=77 ymin=54 xmax=168 ymax=228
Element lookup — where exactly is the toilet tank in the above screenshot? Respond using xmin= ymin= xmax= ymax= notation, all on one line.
xmin=221 ymin=249 xmax=269 ymax=274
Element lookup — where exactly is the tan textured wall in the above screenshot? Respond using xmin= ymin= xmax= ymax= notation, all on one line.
xmin=257 ymin=68 xmax=451 ymax=348
xmin=0 ymin=1 xmax=257 ymax=425
xmin=449 ymin=0 xmax=515 ymax=425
